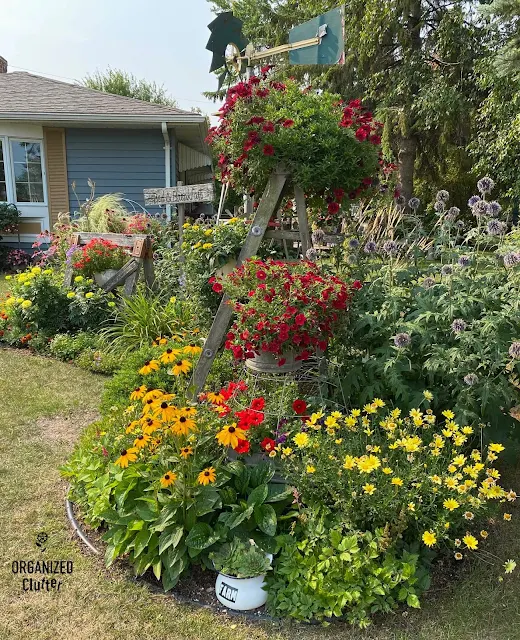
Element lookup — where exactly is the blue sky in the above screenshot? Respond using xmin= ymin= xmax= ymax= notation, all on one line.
xmin=1 ymin=0 xmax=219 ymax=115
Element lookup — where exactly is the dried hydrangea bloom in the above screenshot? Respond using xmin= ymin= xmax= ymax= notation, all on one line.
xmin=509 ymin=342 xmax=520 ymax=359
xmin=451 ymin=318 xmax=467 ymax=333
xmin=464 ymin=373 xmax=478 ymax=386
xmin=394 ymin=332 xmax=411 ymax=348
xmin=436 ymin=190 xmax=450 ymax=203
xmin=477 ymin=176 xmax=495 ymax=194
xmin=383 ymin=240 xmax=398 ymax=255
xmin=408 ymin=197 xmax=420 ymax=210
xmin=364 ymin=240 xmax=377 ymax=254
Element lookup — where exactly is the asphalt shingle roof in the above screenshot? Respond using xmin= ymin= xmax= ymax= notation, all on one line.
xmin=0 ymin=72 xmax=197 ymax=119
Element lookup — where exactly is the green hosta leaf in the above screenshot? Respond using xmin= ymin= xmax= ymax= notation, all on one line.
xmin=249 ymin=463 xmax=275 ymax=488
xmin=219 ymin=505 xmax=254 ymax=530
xmin=254 ymin=504 xmax=277 ymax=536
xmin=150 ymin=505 xmax=179 ymax=533
xmin=195 ymin=489 xmax=222 ymax=516
xmin=247 ymin=483 xmax=268 ymax=507
xmin=224 ymin=460 xmax=245 ymax=476
xmin=185 ymin=523 xmax=221 ymax=550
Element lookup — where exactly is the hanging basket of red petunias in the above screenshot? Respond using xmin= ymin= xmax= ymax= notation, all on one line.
xmin=210 ymin=259 xmax=356 ymax=366
xmin=206 ymin=68 xmax=381 ymax=212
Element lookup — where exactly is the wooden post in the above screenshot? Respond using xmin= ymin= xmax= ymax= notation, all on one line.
xmin=295 ymin=186 xmax=310 ymax=258
xmin=188 ymin=167 xmax=290 ymax=399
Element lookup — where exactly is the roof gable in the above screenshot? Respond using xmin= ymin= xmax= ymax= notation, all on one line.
xmin=0 ymin=72 xmax=197 ymax=119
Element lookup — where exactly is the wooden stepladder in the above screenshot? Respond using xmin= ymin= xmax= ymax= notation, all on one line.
xmin=188 ymin=166 xmax=313 ymax=398
xmin=63 ymin=232 xmax=155 ymax=296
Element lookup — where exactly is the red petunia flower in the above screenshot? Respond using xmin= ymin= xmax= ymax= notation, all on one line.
xmin=235 ymin=440 xmax=251 ymax=454
xmin=261 ymin=437 xmax=276 ymax=452
xmin=263 ymin=144 xmax=275 ymax=156
xmin=292 ymin=399 xmax=307 ymax=415
xmin=250 ymin=397 xmax=265 ymax=411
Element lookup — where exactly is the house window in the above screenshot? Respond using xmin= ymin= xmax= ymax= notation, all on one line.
xmin=10 ymin=140 xmax=44 ymax=203
xmin=0 ymin=140 xmax=7 ymax=202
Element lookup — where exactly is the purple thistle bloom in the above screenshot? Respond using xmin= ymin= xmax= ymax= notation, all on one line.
xmin=394 ymin=332 xmax=411 ymax=348
xmin=364 ymin=240 xmax=377 ymax=254
xmin=464 ymin=373 xmax=478 ymax=386
xmin=422 ymin=277 xmax=436 ymax=289
xmin=349 ymin=238 xmax=360 ymax=249
xmin=306 ymin=248 xmax=318 ymax=261
xmin=468 ymin=195 xmax=481 ymax=208
xmin=311 ymin=228 xmax=325 ymax=245
xmin=458 ymin=255 xmax=471 ymax=267
xmin=434 ymin=200 xmax=445 ymax=214
xmin=472 ymin=200 xmax=490 ymax=218
xmin=477 ymin=176 xmax=495 ymax=194
xmin=503 ymin=252 xmax=520 ymax=268
xmin=445 ymin=206 xmax=460 ymax=222
xmin=488 ymin=201 xmax=502 ymax=217
xmin=509 ymin=342 xmax=520 ymax=359
xmin=383 ymin=240 xmax=399 ymax=255
xmin=451 ymin=318 xmax=467 ymax=333
xmin=436 ymin=190 xmax=450 ymax=203
xmin=441 ymin=265 xmax=453 ymax=275
xmin=408 ymin=197 xmax=420 ymax=210
xmin=487 ymin=219 xmax=506 ymax=236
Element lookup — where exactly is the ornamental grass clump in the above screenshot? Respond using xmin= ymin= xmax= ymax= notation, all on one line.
xmin=207 ymin=67 xmax=381 ymax=210
xmin=212 ymin=258 xmax=355 ymax=363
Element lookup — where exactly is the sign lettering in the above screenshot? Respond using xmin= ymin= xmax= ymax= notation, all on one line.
xmin=144 ymin=183 xmax=214 ymax=206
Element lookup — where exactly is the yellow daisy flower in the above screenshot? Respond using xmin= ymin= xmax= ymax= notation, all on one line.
xmin=160 ymin=471 xmax=177 ymax=488
xmin=170 ymin=359 xmax=192 ymax=376
xmin=216 ymin=423 xmax=248 ymax=448
xmin=139 ymin=360 xmax=160 ymax=375
xmin=183 ymin=344 xmax=203 ymax=356
xmin=134 ymin=434 xmax=151 ymax=449
xmin=180 ymin=446 xmax=193 ymax=459
xmin=198 ymin=467 xmax=216 ymax=485
xmin=422 ymin=531 xmax=436 ymax=547
xmin=114 ymin=447 xmax=138 ymax=468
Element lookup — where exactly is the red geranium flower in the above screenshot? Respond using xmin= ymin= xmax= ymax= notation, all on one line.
xmin=292 ymin=399 xmax=307 ymax=415
xmin=235 ymin=440 xmax=251 ymax=454
xmin=261 ymin=437 xmax=276 ymax=452
xmin=263 ymin=144 xmax=275 ymax=156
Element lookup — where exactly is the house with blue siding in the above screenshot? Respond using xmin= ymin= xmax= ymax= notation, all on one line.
xmin=0 ymin=56 xmax=212 ymax=245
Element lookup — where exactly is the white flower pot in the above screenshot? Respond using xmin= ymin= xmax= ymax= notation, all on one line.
xmin=215 ymin=553 xmax=273 ymax=611
xmin=93 ymin=269 xmax=119 ymax=287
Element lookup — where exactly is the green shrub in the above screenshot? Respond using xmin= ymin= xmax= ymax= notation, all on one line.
xmin=75 ymin=348 xmax=122 ymax=375
xmin=49 ymin=332 xmax=102 ymax=361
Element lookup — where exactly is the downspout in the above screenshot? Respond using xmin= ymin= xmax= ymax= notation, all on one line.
xmin=161 ymin=122 xmax=172 ymax=221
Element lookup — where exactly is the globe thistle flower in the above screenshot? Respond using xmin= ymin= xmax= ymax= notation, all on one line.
xmin=445 ymin=206 xmax=460 ymax=222
xmin=441 ymin=265 xmax=453 ymax=276
xmin=503 ymin=252 xmax=520 ymax=268
xmin=488 ymin=201 xmax=502 ymax=217
xmin=509 ymin=342 xmax=520 ymax=359
xmin=451 ymin=318 xmax=467 ymax=333
xmin=434 ymin=200 xmax=445 ymax=214
xmin=472 ymin=200 xmax=490 ymax=218
xmin=383 ymin=240 xmax=398 ymax=255
xmin=347 ymin=254 xmax=358 ymax=265
xmin=468 ymin=195 xmax=481 ymax=208
xmin=311 ymin=228 xmax=325 ymax=245
xmin=477 ymin=176 xmax=495 ymax=194
xmin=464 ymin=373 xmax=478 ymax=386
xmin=436 ymin=190 xmax=450 ymax=203
xmin=408 ymin=197 xmax=420 ymax=210
xmin=456 ymin=220 xmax=465 ymax=228
xmin=422 ymin=277 xmax=436 ymax=289
xmin=349 ymin=238 xmax=360 ymax=249
xmin=458 ymin=255 xmax=471 ymax=267
xmin=305 ymin=248 xmax=318 ymax=261
xmin=395 ymin=195 xmax=406 ymax=207
xmin=394 ymin=333 xmax=411 ymax=348
xmin=487 ymin=219 xmax=506 ymax=236
xmin=360 ymin=240 xmax=375 ymax=256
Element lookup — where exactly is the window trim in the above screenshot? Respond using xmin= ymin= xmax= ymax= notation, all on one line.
xmin=0 ymin=136 xmax=13 ymax=204
xmin=8 ymin=137 xmax=48 ymax=206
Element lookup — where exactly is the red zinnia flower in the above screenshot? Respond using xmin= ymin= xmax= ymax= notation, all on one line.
xmin=212 ymin=282 xmax=223 ymax=293
xmin=261 ymin=437 xmax=276 ymax=452
xmin=292 ymin=399 xmax=307 ymax=415
xmin=263 ymin=144 xmax=275 ymax=156
xmin=256 ymin=270 xmax=267 ymax=280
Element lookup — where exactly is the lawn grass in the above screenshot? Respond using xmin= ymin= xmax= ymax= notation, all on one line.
xmin=0 ymin=347 xmax=519 ymax=640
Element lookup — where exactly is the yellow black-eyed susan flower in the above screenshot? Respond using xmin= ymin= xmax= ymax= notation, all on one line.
xmin=216 ymin=423 xmax=247 ymax=448
xmin=139 ymin=360 xmax=160 ymax=375
xmin=198 ymin=467 xmax=216 ymax=485
xmin=180 ymin=446 xmax=193 ymax=459
xmin=115 ymin=447 xmax=138 ymax=468
xmin=160 ymin=471 xmax=177 ymax=488
xmin=171 ymin=414 xmax=197 ymax=436
xmin=130 ymin=385 xmax=147 ymax=401
xmin=170 ymin=360 xmax=192 ymax=376
xmin=134 ymin=434 xmax=151 ymax=449
xmin=183 ymin=344 xmax=203 ymax=356
xmin=160 ymin=348 xmax=182 ymax=364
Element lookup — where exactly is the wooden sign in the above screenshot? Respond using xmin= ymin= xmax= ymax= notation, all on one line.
xmin=144 ymin=183 xmax=214 ymax=206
